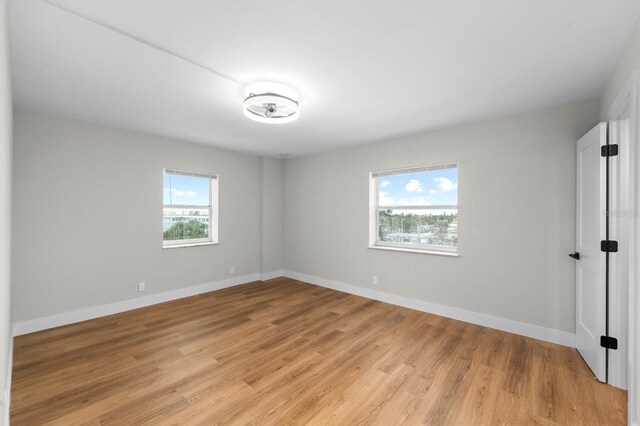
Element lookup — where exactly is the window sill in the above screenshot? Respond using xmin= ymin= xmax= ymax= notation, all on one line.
xmin=163 ymin=241 xmax=218 ymax=249
xmin=368 ymin=245 xmax=459 ymax=257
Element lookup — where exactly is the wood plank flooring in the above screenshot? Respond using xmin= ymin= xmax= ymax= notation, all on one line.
xmin=11 ymin=277 xmax=627 ymax=425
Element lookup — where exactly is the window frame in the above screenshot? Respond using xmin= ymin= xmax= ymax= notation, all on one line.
xmin=369 ymin=162 xmax=459 ymax=255
xmin=162 ymin=168 xmax=219 ymax=249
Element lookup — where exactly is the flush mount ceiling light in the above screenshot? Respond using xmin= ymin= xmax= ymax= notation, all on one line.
xmin=243 ymin=93 xmax=299 ymax=124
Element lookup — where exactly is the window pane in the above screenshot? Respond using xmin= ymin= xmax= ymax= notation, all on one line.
xmin=163 ymin=174 xmax=210 ymax=206
xmin=163 ymin=207 xmax=210 ymax=241
xmin=378 ymin=209 xmax=458 ymax=248
xmin=378 ymin=167 xmax=458 ymax=207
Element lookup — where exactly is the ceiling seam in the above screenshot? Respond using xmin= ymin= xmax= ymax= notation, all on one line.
xmin=40 ymin=0 xmax=244 ymax=86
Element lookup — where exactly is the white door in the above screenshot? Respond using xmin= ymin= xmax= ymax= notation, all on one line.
xmin=575 ymin=123 xmax=607 ymax=382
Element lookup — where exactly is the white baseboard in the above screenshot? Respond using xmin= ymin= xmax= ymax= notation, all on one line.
xmin=12 ymin=273 xmax=262 ymax=336
xmin=11 ymin=268 xmax=576 ymax=345
xmin=260 ymin=270 xmax=284 ymax=281
xmin=2 ymin=333 xmax=12 ymax=426
xmin=283 ymin=270 xmax=576 ymax=348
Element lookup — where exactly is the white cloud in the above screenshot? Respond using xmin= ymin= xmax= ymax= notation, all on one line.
xmin=434 ymin=177 xmax=457 ymax=192
xmin=405 ymin=179 xmax=424 ymax=193
xmin=379 ymin=193 xmax=429 ymax=207
xmin=379 ymin=191 xmax=394 ymax=206
xmin=406 ymin=196 xmax=426 ymax=205
xmin=389 ymin=196 xmax=426 ymax=206
xmin=429 ymin=189 xmax=436 ymax=194
xmin=170 ymin=188 xmax=196 ymax=197
xmin=380 ymin=180 xmax=391 ymax=188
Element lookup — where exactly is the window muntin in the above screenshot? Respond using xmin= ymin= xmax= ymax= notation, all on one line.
xmin=163 ymin=169 xmax=218 ymax=247
xmin=371 ymin=164 xmax=458 ymax=253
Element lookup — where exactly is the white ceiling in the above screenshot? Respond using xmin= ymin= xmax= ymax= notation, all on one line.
xmin=9 ymin=0 xmax=640 ymax=157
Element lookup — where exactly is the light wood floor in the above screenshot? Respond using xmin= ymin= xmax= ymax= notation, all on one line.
xmin=11 ymin=277 xmax=627 ymax=425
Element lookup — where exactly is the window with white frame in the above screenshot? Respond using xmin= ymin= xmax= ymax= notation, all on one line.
xmin=370 ymin=163 xmax=458 ymax=253
xmin=163 ymin=169 xmax=218 ymax=247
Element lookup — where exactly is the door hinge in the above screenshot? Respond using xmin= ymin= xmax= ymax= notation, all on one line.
xmin=600 ymin=336 xmax=618 ymax=350
xmin=600 ymin=240 xmax=618 ymax=253
xmin=601 ymin=144 xmax=619 ymax=157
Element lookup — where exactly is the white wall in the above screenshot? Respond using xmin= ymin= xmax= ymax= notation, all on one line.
xmin=284 ymin=100 xmax=598 ymax=334
xmin=600 ymin=18 xmax=640 ymax=120
xmin=260 ymin=157 xmax=284 ymax=275
xmin=12 ymin=109 xmax=267 ymax=322
xmin=0 ymin=0 xmax=11 ymax=422
xmin=599 ymin=15 xmax=640 ymax=426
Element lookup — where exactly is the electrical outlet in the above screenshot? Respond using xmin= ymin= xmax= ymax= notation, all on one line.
xmin=138 ymin=282 xmax=146 ymax=292
xmin=229 ymin=266 xmax=236 ymax=275
xmin=372 ymin=276 xmax=378 ymax=285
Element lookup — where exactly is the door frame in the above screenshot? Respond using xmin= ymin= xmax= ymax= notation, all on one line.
xmin=606 ymin=70 xmax=637 ymax=424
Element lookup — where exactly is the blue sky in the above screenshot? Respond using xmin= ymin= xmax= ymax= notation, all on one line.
xmin=163 ymin=174 xmax=210 ymax=206
xmin=378 ymin=168 xmax=458 ymax=207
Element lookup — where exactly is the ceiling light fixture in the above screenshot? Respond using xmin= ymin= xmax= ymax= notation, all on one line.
xmin=243 ymin=93 xmax=299 ymax=124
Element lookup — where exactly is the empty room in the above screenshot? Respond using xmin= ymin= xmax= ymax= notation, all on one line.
xmin=1 ymin=0 xmax=640 ymax=424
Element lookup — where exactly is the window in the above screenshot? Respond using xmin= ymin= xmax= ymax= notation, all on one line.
xmin=370 ymin=163 xmax=458 ymax=254
xmin=163 ymin=169 xmax=218 ymax=248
